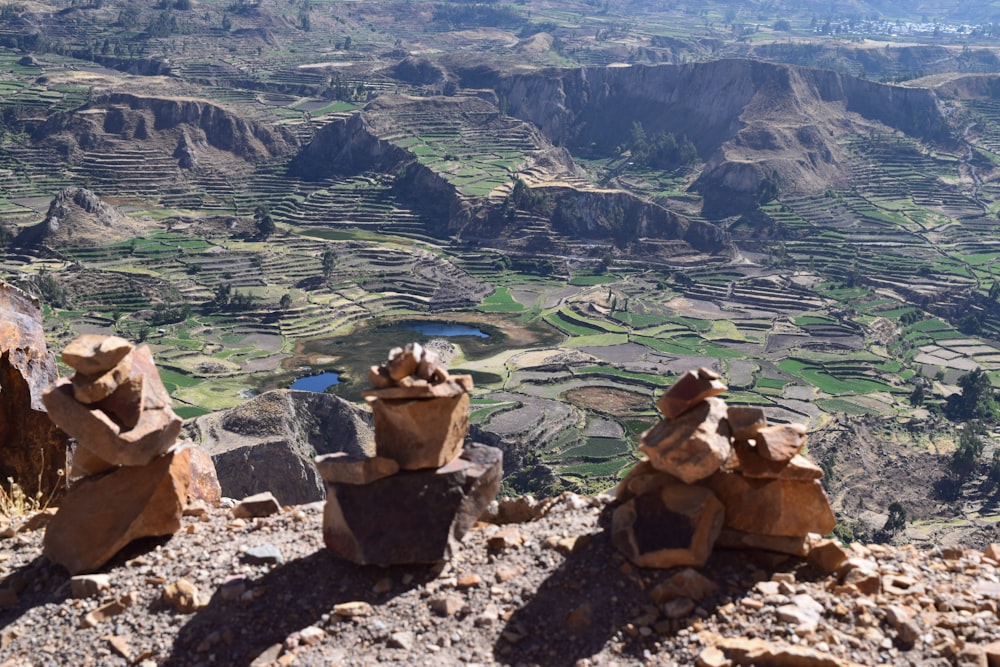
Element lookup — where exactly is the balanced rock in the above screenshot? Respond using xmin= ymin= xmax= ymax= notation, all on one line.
xmin=363 ymin=341 xmax=473 ymax=471
xmin=725 ymin=405 xmax=768 ymax=439
xmin=43 ymin=446 xmax=192 ymax=575
xmin=611 ymin=484 xmax=724 ymax=569
xmin=43 ymin=344 xmax=182 ymax=467
xmin=755 ymin=423 xmax=807 ymax=462
xmin=640 ymin=397 xmax=732 ymax=484
xmin=322 ymin=443 xmax=502 ymax=565
xmin=61 ymin=334 xmax=133 ymax=377
xmin=732 ymin=440 xmax=823 ymax=480
xmin=708 ymin=471 xmax=835 ymax=538
xmin=656 ymin=367 xmax=727 ymax=419
xmin=315 ymin=452 xmax=399 ymax=485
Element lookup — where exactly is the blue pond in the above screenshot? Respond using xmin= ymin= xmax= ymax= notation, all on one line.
xmin=403 ymin=322 xmax=489 ymax=338
xmin=290 ymin=371 xmax=340 ymax=392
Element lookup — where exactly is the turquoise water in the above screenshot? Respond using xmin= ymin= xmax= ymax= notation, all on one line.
xmin=290 ymin=371 xmax=340 ymax=392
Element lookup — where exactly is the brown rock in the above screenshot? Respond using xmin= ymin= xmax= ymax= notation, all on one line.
xmin=714 ymin=528 xmax=812 ymax=556
xmin=612 ymin=484 xmax=724 ymax=569
xmin=162 ymin=579 xmax=204 ymax=613
xmin=984 ymin=543 xmax=1000 ymax=562
xmin=182 ymin=443 xmax=221 ymax=507
xmin=43 ymin=447 xmax=192 ymax=575
xmin=649 ymin=568 xmax=719 ymax=604
xmin=488 ymin=526 xmax=524 ymax=550
xmin=984 ymin=641 xmax=1000 ymax=667
xmin=733 ymin=440 xmax=823 ymax=481
xmin=322 ymin=443 xmax=501 ymax=565
xmin=233 ymin=491 xmax=281 ymax=519
xmin=67 ymin=443 xmax=116 ymax=480
xmin=715 ymin=636 xmax=865 ymax=666
xmin=80 ymin=599 xmax=129 ymax=629
xmin=615 ymin=457 xmax=683 ymax=503
xmin=755 ymin=424 xmax=807 ymax=462
xmin=0 ymin=282 xmax=68 ymax=504
xmin=71 ymin=353 xmax=133 ymax=405
xmin=368 ymin=393 xmax=469 ymax=470
xmin=708 ymin=471 xmax=835 ymax=538
xmin=315 ymin=452 xmax=399 ymax=485
xmin=657 ymin=367 xmax=727 ymax=419
xmin=640 ymin=397 xmax=732 ymax=484
xmin=808 ymin=539 xmax=851 ymax=574
xmin=726 ymin=406 xmax=768 ymax=440
xmin=429 ymin=595 xmax=464 ymax=617
xmin=42 ymin=346 xmax=182 ymax=467
xmin=62 ymin=335 xmax=133 ymax=376
xmin=387 ymin=343 xmax=421 ymax=381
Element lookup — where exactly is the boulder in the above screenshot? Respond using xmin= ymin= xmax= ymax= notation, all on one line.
xmin=611 ymin=484 xmax=724 ymax=569
xmin=187 ymin=390 xmax=374 ymax=505
xmin=43 ymin=447 xmax=192 ymax=575
xmin=708 ymin=471 xmax=836 ymax=538
xmin=315 ymin=452 xmax=399 ymax=485
xmin=640 ymin=397 xmax=732 ymax=484
xmin=322 ymin=443 xmax=502 ymax=565
xmin=656 ymin=367 xmax=727 ymax=419
xmin=368 ymin=394 xmax=469 ymax=470
xmin=0 ymin=282 xmax=69 ymax=502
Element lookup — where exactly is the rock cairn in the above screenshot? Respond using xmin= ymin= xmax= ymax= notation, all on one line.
xmin=613 ymin=367 xmax=836 ymax=569
xmin=317 ymin=342 xmax=502 ymax=565
xmin=40 ymin=335 xmax=210 ymax=574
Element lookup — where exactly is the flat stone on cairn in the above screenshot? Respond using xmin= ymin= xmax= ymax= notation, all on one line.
xmin=363 ymin=342 xmax=473 ymax=471
xmin=40 ymin=335 xmax=214 ymax=574
xmin=319 ymin=342 xmax=501 ymax=565
xmin=614 ymin=367 xmax=837 ymax=568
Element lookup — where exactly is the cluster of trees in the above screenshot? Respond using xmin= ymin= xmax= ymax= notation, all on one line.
xmin=627 ymin=122 xmax=698 ymax=171
xmin=211 ymin=282 xmax=255 ymax=312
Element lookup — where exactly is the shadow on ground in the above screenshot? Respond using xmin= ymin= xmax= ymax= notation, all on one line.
xmin=162 ymin=550 xmax=437 ymax=666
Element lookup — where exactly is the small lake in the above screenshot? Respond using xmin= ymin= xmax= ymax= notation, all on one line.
xmin=402 ymin=322 xmax=489 ymax=338
xmin=290 ymin=371 xmax=340 ymax=392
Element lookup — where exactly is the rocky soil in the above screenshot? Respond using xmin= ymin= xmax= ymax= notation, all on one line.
xmin=3 ymin=493 xmax=1000 ymax=667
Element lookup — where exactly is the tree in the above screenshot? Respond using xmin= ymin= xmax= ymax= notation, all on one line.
xmin=951 ymin=421 xmax=986 ymax=482
xmin=213 ymin=282 xmax=232 ymax=309
xmin=321 ymin=248 xmax=336 ymax=278
xmin=279 ymin=292 xmax=293 ymax=310
xmin=945 ymin=369 xmax=998 ymax=422
xmin=909 ymin=383 xmax=925 ymax=407
xmin=882 ymin=502 xmax=906 ymax=535
xmin=254 ymin=204 xmax=275 ymax=239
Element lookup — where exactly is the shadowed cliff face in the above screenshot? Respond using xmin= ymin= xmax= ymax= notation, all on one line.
xmin=495 ymin=59 xmax=952 ymax=215
xmin=0 ymin=283 xmax=68 ymax=503
xmin=33 ymin=93 xmax=296 ymax=166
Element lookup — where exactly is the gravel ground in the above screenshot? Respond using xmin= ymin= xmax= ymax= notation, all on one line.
xmin=2 ymin=494 xmax=1000 ymax=666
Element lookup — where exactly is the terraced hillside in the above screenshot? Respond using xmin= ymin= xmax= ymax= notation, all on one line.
xmin=4 ymin=0 xmax=1000 ymax=546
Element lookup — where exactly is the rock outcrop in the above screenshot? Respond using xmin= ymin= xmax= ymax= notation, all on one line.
xmin=40 ymin=336 xmax=207 ymax=574
xmin=187 ymin=390 xmax=375 ymax=505
xmin=14 ymin=188 xmax=139 ymax=247
xmin=0 ymin=282 xmax=68 ymax=503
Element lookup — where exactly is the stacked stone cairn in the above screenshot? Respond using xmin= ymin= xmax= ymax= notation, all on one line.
xmin=613 ymin=367 xmax=836 ymax=569
xmin=317 ymin=342 xmax=502 ymax=565
xmin=40 ymin=335 xmax=213 ymax=575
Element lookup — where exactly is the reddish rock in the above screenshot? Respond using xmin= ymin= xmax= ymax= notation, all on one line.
xmin=615 ymin=457 xmax=682 ymax=503
xmin=755 ymin=424 xmax=807 ymax=462
xmin=649 ymin=568 xmax=719 ymax=604
xmin=182 ymin=443 xmax=221 ymax=507
xmin=71 ymin=353 xmax=133 ymax=405
xmin=42 ymin=345 xmax=182 ymax=467
xmin=611 ymin=484 xmax=724 ymax=569
xmin=708 ymin=471 xmax=835 ymax=538
xmin=315 ymin=452 xmax=399 ymax=485
xmin=733 ymin=440 xmax=823 ymax=481
xmin=640 ymin=397 xmax=732 ymax=484
xmin=0 ymin=282 xmax=68 ymax=503
xmin=322 ymin=443 xmax=502 ymax=565
xmin=43 ymin=447 xmax=192 ymax=575
xmin=367 ymin=393 xmax=469 ymax=470
xmin=808 ymin=539 xmax=851 ymax=573
xmin=714 ymin=528 xmax=812 ymax=556
xmin=61 ymin=335 xmax=133 ymax=376
xmin=656 ymin=367 xmax=727 ymax=419
xmin=726 ymin=406 xmax=768 ymax=440
xmin=233 ymin=491 xmax=281 ymax=518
